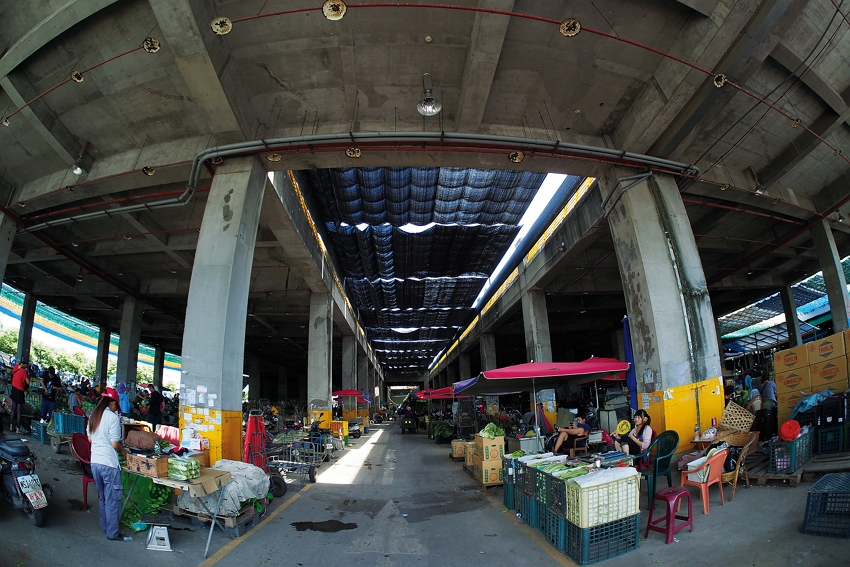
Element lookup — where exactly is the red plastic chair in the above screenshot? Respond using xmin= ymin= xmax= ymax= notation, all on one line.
xmin=680 ymin=448 xmax=728 ymax=514
xmin=70 ymin=433 xmax=96 ymax=511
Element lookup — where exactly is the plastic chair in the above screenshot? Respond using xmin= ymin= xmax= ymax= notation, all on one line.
xmin=69 ymin=433 xmax=96 ymax=511
xmin=634 ymin=429 xmax=658 ymax=472
xmin=637 ymin=430 xmax=679 ymax=508
xmin=569 ymin=436 xmax=588 ymax=458
xmin=645 ymin=486 xmax=694 ymax=544
xmin=680 ymin=448 xmax=729 ymax=514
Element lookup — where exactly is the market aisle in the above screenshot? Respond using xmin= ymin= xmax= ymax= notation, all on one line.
xmin=202 ymin=422 xmax=565 ymax=567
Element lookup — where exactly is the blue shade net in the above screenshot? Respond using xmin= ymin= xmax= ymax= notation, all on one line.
xmin=301 ymin=167 xmax=545 ymax=373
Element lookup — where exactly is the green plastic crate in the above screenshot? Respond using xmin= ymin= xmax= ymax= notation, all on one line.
xmin=518 ymin=493 xmax=539 ymax=529
xmin=769 ymin=429 xmax=813 ymax=473
xmin=563 ymin=513 xmax=640 ymax=566
xmin=817 ymin=426 xmax=845 ymax=455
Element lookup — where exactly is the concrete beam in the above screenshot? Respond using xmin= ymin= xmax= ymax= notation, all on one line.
xmin=757 ymin=43 xmax=850 ymax=191
xmin=0 ymin=0 xmax=121 ymax=80
xmin=148 ymin=0 xmax=255 ymax=142
xmin=455 ymin=0 xmax=514 ymax=133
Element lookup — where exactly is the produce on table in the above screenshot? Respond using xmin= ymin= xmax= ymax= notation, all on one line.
xmin=510 ymin=450 xmax=525 ymax=458
xmin=168 ymin=457 xmax=201 ymax=480
xmin=525 ymin=430 xmax=535 ymax=437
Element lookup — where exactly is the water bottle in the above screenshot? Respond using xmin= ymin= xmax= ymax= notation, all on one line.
xmin=711 ymin=417 xmax=717 ymax=429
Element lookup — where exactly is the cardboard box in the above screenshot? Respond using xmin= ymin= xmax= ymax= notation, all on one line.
xmin=451 ymin=439 xmax=466 ymax=458
xmin=809 ymin=357 xmax=849 ymax=390
xmin=777 ymin=392 xmax=804 ymax=415
xmin=465 ymin=442 xmax=476 ymax=466
xmin=774 ymin=344 xmax=808 ymax=373
xmin=807 ymin=334 xmax=846 ymax=363
xmin=186 ymin=449 xmax=210 ymax=468
xmin=125 ymin=454 xmax=170 ymax=478
xmin=775 ymin=368 xmax=811 ymax=395
xmin=473 ymin=455 xmax=503 ymax=486
xmin=474 ymin=434 xmax=505 ymax=461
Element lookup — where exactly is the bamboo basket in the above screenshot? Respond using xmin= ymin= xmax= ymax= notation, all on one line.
xmin=719 ymin=401 xmax=756 ymax=433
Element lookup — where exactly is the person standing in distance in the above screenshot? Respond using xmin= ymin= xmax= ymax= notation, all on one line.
xmin=88 ymin=387 xmax=133 ymax=542
xmin=147 ymin=383 xmax=163 ymax=430
xmin=10 ymin=359 xmax=30 ymax=433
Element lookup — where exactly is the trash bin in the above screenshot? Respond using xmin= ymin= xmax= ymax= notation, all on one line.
xmin=754 ymin=406 xmax=777 ymax=440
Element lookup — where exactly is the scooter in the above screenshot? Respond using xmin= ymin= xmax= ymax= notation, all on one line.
xmin=348 ymin=422 xmax=362 ymax=439
xmin=0 ymin=432 xmax=52 ymax=526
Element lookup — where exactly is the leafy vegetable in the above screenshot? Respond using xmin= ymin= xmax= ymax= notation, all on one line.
xmin=433 ymin=422 xmax=454 ymax=438
xmin=510 ymin=450 xmax=525 ymax=457
xmin=479 ymin=422 xmax=505 ymax=439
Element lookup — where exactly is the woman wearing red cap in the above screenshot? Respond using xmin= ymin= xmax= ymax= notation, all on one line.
xmin=88 ymin=387 xmax=132 ymax=542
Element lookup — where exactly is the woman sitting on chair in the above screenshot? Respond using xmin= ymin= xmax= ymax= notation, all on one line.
xmin=553 ymin=412 xmax=589 ymax=454
xmin=612 ymin=409 xmax=653 ymax=455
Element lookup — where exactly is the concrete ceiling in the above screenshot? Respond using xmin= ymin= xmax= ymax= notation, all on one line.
xmin=1 ymin=0 xmax=850 ymax=382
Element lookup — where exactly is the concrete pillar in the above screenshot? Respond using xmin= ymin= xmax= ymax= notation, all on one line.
xmin=522 ymin=290 xmax=552 ymax=363
xmin=447 ymin=363 xmax=458 ymax=389
xmin=278 ymin=366 xmax=288 ymax=402
xmin=611 ymin=329 xmax=625 ymax=362
xmin=0 ymin=216 xmax=16 ymax=282
xmin=341 ymin=336 xmax=357 ymax=391
xmin=811 ymin=220 xmax=850 ymax=332
xmin=715 ymin=320 xmax=726 ymax=364
xmin=153 ymin=346 xmax=165 ymax=389
xmin=779 ymin=285 xmax=802 ymax=347
xmin=307 ymin=292 xmax=333 ymax=415
xmin=459 ymin=353 xmax=471 ymax=380
xmin=115 ymin=297 xmax=143 ymax=387
xmin=604 ymin=168 xmax=721 ymax=390
xmin=16 ymin=293 xmax=36 ymax=362
xmin=95 ymin=327 xmax=111 ymax=388
xmin=357 ymin=352 xmax=368 ymax=393
xmin=480 ymin=332 xmax=497 ymax=370
xmin=180 ymin=156 xmax=265 ymax=463
xmin=248 ymin=356 xmax=261 ymax=401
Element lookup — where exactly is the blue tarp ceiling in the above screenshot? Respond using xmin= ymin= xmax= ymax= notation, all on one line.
xmin=303 ymin=167 xmax=545 ymax=375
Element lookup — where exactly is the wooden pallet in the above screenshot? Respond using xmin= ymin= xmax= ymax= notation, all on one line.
xmin=172 ymin=502 xmax=255 ymax=528
xmin=801 ymin=451 xmax=850 ymax=480
xmin=746 ymin=453 xmax=806 ymax=487
xmin=449 ymin=453 xmax=464 ymax=462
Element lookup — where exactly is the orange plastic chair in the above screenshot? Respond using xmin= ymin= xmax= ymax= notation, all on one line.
xmin=680 ymin=448 xmax=728 ymax=514
xmin=70 ymin=433 xmax=96 ymax=511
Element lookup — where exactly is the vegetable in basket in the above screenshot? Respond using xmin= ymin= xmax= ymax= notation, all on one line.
xmin=478 ymin=422 xmax=505 ymax=439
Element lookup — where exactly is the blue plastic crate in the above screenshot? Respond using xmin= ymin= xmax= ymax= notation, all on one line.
xmin=503 ymin=484 xmax=516 ymax=510
xmin=30 ymin=421 xmax=48 ymax=445
xmin=817 ymin=426 xmax=845 ymax=455
xmin=549 ymin=475 xmax=567 ymax=516
xmin=563 ymin=514 xmax=640 ymax=566
xmin=769 ymin=429 xmax=813 ymax=473
xmin=501 ymin=456 xmax=519 ymax=486
xmin=520 ymin=462 xmax=536 ymax=496
xmin=518 ymin=493 xmax=539 ymax=529
xmin=55 ymin=412 xmax=86 ymax=434
xmin=802 ymin=473 xmax=850 ymax=538
xmin=539 ymin=507 xmax=568 ymax=551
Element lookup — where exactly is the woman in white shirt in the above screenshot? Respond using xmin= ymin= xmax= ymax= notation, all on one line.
xmin=87 ymin=387 xmax=132 ymax=542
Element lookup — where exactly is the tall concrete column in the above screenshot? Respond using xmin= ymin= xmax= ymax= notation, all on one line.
xmin=447 ymin=363 xmax=458 ymax=389
xmin=357 ymin=352 xmax=368 ymax=393
xmin=153 ymin=346 xmax=165 ymax=389
xmin=480 ymin=332 xmax=497 ymax=370
xmin=115 ymin=297 xmax=143 ymax=387
xmin=811 ymin=220 xmax=850 ymax=332
xmin=181 ymin=156 xmax=265 ymax=463
xmin=0 ymin=215 xmax=16 ymax=283
xmin=459 ymin=353 xmax=471 ymax=380
xmin=604 ymin=168 xmax=721 ymax=390
xmin=780 ymin=285 xmax=803 ymax=346
xmin=522 ymin=290 xmax=552 ymax=363
xmin=341 ymin=335 xmax=357 ymax=391
xmin=16 ymin=293 xmax=36 ymax=362
xmin=307 ymin=292 xmax=333 ymax=417
xmin=248 ymin=356 xmax=261 ymax=401
xmin=95 ymin=327 xmax=111 ymax=387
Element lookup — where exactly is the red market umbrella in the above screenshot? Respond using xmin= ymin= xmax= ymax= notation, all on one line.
xmin=332 ymin=389 xmax=366 ymax=397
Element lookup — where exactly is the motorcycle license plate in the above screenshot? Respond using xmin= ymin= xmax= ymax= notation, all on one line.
xmin=18 ymin=474 xmax=47 ymax=509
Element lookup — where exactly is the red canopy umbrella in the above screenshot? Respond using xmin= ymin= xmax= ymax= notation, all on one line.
xmin=332 ymin=389 xmax=366 ymax=397
xmin=481 ymin=359 xmax=629 ymax=381
xmin=421 ymin=386 xmax=454 ymax=398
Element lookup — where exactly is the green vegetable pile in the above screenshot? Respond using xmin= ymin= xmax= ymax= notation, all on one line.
xmin=168 ymin=457 xmax=200 ymax=480
xmin=510 ymin=450 xmax=525 ymax=458
xmin=120 ymin=472 xmax=173 ymax=532
xmin=528 ymin=460 xmax=590 ymax=480
xmin=479 ymin=422 xmax=505 ymax=439
xmin=433 ymin=422 xmax=454 ymax=438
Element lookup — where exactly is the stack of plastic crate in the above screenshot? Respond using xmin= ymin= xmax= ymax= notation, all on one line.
xmin=816 ymin=396 xmax=846 ymax=455
xmin=769 ymin=428 xmax=814 ymax=473
xmin=802 ymin=473 xmax=850 ymax=539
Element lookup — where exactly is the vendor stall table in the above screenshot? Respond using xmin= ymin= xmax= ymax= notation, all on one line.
xmin=121 ymin=467 xmax=232 ymax=558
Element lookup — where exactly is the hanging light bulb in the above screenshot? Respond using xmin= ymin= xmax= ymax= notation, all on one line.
xmin=416 ymin=73 xmax=442 ymax=116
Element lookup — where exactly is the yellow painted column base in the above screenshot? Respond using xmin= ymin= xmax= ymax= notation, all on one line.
xmin=179 ymin=405 xmax=243 ymax=465
xmin=640 ymin=377 xmax=725 ymax=453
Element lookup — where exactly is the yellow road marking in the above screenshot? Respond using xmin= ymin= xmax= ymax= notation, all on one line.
xmin=200 ymin=483 xmax=310 ymax=566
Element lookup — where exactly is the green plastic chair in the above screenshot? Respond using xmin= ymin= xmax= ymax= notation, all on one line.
xmin=636 ymin=430 xmax=679 ymax=508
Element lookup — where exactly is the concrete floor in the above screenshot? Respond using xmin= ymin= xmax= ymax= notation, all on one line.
xmin=3 ymin=423 xmax=847 ymax=567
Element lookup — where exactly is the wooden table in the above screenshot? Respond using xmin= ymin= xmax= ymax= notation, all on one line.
xmin=121 ymin=467 xmax=232 ymax=557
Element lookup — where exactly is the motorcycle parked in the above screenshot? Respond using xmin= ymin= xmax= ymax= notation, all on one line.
xmin=0 ymin=432 xmax=52 ymax=526
xmin=348 ymin=422 xmax=362 ymax=439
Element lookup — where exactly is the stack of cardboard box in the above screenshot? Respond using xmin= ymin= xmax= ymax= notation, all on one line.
xmin=774 ymin=331 xmax=850 ymax=423
xmin=473 ymin=434 xmax=504 ymax=486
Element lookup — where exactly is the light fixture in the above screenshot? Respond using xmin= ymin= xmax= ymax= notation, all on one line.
xmin=416 ymin=73 xmax=442 ymax=116
xmin=70 ymin=242 xmax=79 ymax=247
xmin=71 ymin=165 xmax=83 ymax=175
xmin=69 ymin=141 xmax=89 ymax=176
xmin=169 ymin=269 xmax=177 ymax=274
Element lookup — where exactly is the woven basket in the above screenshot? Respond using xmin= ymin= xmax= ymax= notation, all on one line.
xmin=719 ymin=401 xmax=755 ymax=433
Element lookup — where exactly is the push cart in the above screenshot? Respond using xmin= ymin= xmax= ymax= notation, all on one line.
xmin=267 ymin=441 xmax=325 ymax=486
xmin=47 ymin=412 xmax=86 ymax=453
